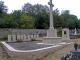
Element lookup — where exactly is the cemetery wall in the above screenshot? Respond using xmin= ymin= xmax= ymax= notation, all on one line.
xmin=0 ymin=28 xmax=80 ymax=39
xmin=0 ymin=28 xmax=47 ymax=39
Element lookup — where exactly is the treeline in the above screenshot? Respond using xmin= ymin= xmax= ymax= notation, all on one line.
xmin=0 ymin=1 xmax=80 ymax=29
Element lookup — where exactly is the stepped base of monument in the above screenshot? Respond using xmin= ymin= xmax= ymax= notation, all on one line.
xmin=47 ymin=29 xmax=57 ymax=37
xmin=42 ymin=37 xmax=70 ymax=44
xmin=43 ymin=37 xmax=62 ymax=44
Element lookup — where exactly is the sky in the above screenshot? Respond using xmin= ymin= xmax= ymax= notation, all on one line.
xmin=2 ymin=0 xmax=80 ymax=19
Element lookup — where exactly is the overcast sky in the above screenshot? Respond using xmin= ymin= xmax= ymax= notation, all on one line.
xmin=2 ymin=0 xmax=80 ymax=19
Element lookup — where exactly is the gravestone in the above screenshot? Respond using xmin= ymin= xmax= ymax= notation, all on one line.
xmin=17 ymin=35 xmax=21 ymax=41
xmin=36 ymin=34 xmax=39 ymax=38
xmin=23 ymin=34 xmax=27 ymax=41
xmin=20 ymin=35 xmax=24 ymax=41
xmin=31 ymin=35 xmax=33 ymax=39
xmin=12 ymin=35 xmax=16 ymax=42
xmin=27 ymin=35 xmax=31 ymax=40
xmin=8 ymin=35 xmax=12 ymax=42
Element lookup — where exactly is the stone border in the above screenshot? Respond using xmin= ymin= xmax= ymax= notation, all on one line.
xmin=1 ymin=42 xmax=73 ymax=53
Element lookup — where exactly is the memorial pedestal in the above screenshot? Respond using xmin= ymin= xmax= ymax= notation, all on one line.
xmin=47 ymin=29 xmax=57 ymax=37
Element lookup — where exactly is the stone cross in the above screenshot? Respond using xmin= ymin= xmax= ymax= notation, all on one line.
xmin=48 ymin=0 xmax=54 ymax=29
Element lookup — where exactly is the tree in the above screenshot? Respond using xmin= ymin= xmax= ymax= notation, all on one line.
xmin=34 ymin=12 xmax=49 ymax=29
xmin=0 ymin=1 xmax=8 ymax=28
xmin=22 ymin=3 xmax=49 ymax=16
xmin=0 ymin=1 xmax=7 ymax=14
xmin=61 ymin=10 xmax=79 ymax=28
xmin=22 ymin=3 xmax=50 ymax=29
xmin=22 ymin=3 xmax=33 ymax=15
xmin=10 ymin=10 xmax=34 ymax=28
xmin=76 ymin=19 xmax=80 ymax=28
xmin=11 ymin=10 xmax=22 ymax=28
xmin=61 ymin=10 xmax=69 ymax=15
xmin=20 ymin=11 xmax=34 ymax=29
xmin=33 ymin=4 xmax=49 ymax=15
xmin=53 ymin=9 xmax=64 ymax=28
xmin=22 ymin=3 xmax=65 ymax=29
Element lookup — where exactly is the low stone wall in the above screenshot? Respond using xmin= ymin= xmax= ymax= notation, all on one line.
xmin=0 ymin=28 xmax=10 ymax=39
xmin=0 ymin=28 xmax=47 ymax=39
xmin=0 ymin=28 xmax=79 ymax=40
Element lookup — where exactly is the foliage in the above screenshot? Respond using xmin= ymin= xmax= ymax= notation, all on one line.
xmin=0 ymin=1 xmax=7 ymax=13
xmin=22 ymin=3 xmax=49 ymax=16
xmin=0 ymin=2 xmax=80 ymax=29
xmin=53 ymin=9 xmax=64 ymax=28
xmin=6 ymin=10 xmax=34 ymax=28
xmin=61 ymin=10 xmax=79 ymax=28
xmin=34 ymin=12 xmax=49 ymax=29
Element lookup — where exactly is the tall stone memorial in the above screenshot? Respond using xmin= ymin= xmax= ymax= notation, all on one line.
xmin=47 ymin=0 xmax=57 ymax=37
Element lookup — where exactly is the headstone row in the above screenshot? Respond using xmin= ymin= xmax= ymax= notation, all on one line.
xmin=8 ymin=34 xmax=39 ymax=42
